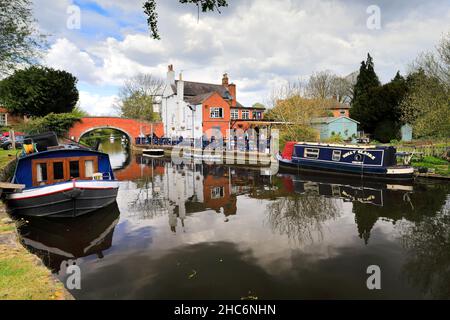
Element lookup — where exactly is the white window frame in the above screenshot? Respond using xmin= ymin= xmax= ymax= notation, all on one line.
xmin=304 ymin=148 xmax=319 ymax=159
xmin=332 ymin=150 xmax=341 ymax=161
xmin=253 ymin=111 xmax=262 ymax=119
xmin=210 ymin=107 xmax=223 ymax=119
xmin=0 ymin=113 xmax=7 ymax=126
xmin=231 ymin=109 xmax=239 ymax=120
xmin=242 ymin=110 xmax=249 ymax=120
xmin=211 ymin=186 xmax=224 ymax=199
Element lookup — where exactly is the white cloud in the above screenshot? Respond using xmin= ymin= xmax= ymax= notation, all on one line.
xmin=39 ymin=0 xmax=450 ymax=109
xmin=79 ymin=91 xmax=119 ymax=116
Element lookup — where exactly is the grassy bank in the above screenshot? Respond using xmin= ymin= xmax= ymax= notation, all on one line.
xmin=0 ymin=150 xmax=69 ymax=300
xmin=411 ymin=156 xmax=450 ymax=176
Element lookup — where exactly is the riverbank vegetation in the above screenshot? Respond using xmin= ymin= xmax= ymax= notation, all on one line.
xmin=0 ymin=154 xmax=69 ymax=299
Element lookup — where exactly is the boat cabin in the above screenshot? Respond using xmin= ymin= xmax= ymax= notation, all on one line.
xmin=12 ymin=147 xmax=115 ymax=189
xmin=285 ymin=142 xmax=397 ymax=167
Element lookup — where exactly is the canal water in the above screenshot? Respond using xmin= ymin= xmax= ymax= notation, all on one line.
xmin=17 ymin=140 xmax=450 ymax=299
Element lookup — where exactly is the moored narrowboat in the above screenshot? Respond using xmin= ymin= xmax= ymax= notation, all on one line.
xmin=5 ymin=132 xmax=119 ymax=218
xmin=277 ymin=141 xmax=414 ymax=181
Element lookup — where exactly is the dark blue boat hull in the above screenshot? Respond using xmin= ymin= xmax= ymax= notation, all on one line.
xmin=278 ymin=157 xmax=414 ymax=181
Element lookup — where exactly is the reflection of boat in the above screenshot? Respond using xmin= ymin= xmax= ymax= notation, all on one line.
xmin=6 ymin=132 xmax=119 ymax=218
xmin=17 ymin=202 xmax=120 ymax=273
xmin=278 ymin=142 xmax=414 ymax=181
xmin=279 ymin=172 xmax=413 ymax=206
xmin=143 ymin=149 xmax=165 ymax=158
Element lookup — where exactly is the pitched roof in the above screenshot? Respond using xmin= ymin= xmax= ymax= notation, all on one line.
xmin=185 ymin=92 xmax=216 ymax=105
xmin=172 ymin=80 xmax=229 ymax=97
xmin=172 ymin=80 xmax=249 ymax=108
xmin=311 ymin=116 xmax=360 ymax=124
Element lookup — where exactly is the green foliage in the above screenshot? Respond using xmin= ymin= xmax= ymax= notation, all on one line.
xmin=351 ymin=54 xmax=407 ymax=142
xmin=401 ymin=70 xmax=450 ymax=139
xmin=324 ymin=133 xmax=344 ymax=143
xmin=0 ymin=0 xmax=46 ymax=75
xmin=252 ymin=102 xmax=266 ymax=110
xmin=23 ymin=112 xmax=82 ymax=137
xmin=0 ymin=66 xmax=79 ymax=117
xmin=120 ymin=92 xmax=158 ymax=121
xmin=143 ymin=0 xmax=228 ymax=39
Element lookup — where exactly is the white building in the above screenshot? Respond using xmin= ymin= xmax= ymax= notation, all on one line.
xmin=161 ymin=65 xmax=203 ymax=140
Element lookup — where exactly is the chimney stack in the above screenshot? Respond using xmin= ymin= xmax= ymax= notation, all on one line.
xmin=222 ymin=73 xmax=229 ymax=86
xmin=167 ymin=64 xmax=175 ymax=85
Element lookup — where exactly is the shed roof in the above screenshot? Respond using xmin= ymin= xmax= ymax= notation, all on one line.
xmin=311 ymin=116 xmax=360 ymax=124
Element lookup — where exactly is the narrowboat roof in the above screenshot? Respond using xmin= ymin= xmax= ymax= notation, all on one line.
xmin=294 ymin=141 xmax=392 ymax=150
xmin=18 ymin=144 xmax=109 ymax=161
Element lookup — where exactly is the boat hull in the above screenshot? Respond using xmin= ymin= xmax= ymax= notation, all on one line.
xmin=6 ymin=180 xmax=119 ymax=218
xmin=277 ymin=155 xmax=414 ymax=181
xmin=143 ymin=149 xmax=165 ymax=157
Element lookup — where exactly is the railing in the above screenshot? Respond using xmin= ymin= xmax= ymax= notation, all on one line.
xmin=136 ymin=136 xmax=273 ymax=153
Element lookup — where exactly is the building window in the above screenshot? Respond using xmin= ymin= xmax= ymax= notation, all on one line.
xmin=211 ymin=186 xmax=224 ymax=199
xmin=253 ymin=111 xmax=262 ymax=120
xmin=0 ymin=113 xmax=6 ymax=126
xmin=332 ymin=150 xmax=341 ymax=161
xmin=210 ymin=107 xmax=223 ymax=119
xmin=231 ymin=109 xmax=239 ymax=119
xmin=304 ymin=148 xmax=319 ymax=159
xmin=242 ymin=110 xmax=249 ymax=120
xmin=340 ymin=110 xmax=346 ymax=116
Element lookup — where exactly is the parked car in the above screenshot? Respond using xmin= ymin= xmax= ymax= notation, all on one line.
xmin=1 ymin=135 xmax=25 ymax=150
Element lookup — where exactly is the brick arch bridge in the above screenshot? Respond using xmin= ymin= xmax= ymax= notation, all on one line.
xmin=68 ymin=117 xmax=164 ymax=145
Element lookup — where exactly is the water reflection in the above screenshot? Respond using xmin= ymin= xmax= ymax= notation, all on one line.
xmin=17 ymin=202 xmax=120 ymax=273
xmin=15 ymin=143 xmax=450 ymax=299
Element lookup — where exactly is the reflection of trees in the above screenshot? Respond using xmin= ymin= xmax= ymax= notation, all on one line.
xmin=266 ymin=193 xmax=340 ymax=244
xmin=353 ymin=182 xmax=450 ymax=244
xmin=400 ymin=197 xmax=450 ymax=299
xmin=128 ymin=175 xmax=171 ymax=220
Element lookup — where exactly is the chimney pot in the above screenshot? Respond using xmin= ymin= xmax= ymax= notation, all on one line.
xmin=222 ymin=73 xmax=229 ymax=86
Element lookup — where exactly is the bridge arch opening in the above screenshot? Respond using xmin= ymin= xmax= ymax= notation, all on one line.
xmin=78 ymin=127 xmax=132 ymax=146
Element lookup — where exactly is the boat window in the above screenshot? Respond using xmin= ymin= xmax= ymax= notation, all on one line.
xmin=70 ymin=161 xmax=80 ymax=178
xmin=36 ymin=163 xmax=48 ymax=184
xmin=53 ymin=162 xmax=64 ymax=180
xmin=85 ymin=160 xmax=94 ymax=177
xmin=304 ymin=148 xmax=319 ymax=159
xmin=332 ymin=150 xmax=341 ymax=161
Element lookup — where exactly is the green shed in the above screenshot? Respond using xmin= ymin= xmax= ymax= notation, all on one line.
xmin=311 ymin=116 xmax=359 ymax=141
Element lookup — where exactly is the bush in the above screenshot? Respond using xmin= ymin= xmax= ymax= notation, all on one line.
xmin=21 ymin=112 xmax=82 ymax=137
xmin=324 ymin=133 xmax=344 ymax=143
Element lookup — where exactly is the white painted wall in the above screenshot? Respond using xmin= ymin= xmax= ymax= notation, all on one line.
xmin=162 ymin=73 xmax=203 ymax=140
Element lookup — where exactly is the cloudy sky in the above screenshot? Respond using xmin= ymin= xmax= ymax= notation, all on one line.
xmin=34 ymin=0 xmax=450 ymax=115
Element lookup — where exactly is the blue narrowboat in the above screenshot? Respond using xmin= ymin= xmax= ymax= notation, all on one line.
xmin=277 ymin=141 xmax=414 ymax=181
xmin=6 ymin=132 xmax=119 ymax=218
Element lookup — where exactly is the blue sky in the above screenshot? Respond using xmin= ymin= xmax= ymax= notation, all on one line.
xmin=34 ymin=0 xmax=450 ymax=115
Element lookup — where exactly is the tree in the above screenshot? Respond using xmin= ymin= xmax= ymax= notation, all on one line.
xmin=22 ymin=112 xmax=82 ymax=137
xmin=0 ymin=66 xmax=79 ymax=117
xmin=143 ymin=0 xmax=229 ymax=39
xmin=412 ymin=32 xmax=450 ymax=87
xmin=0 ymin=0 xmax=45 ymax=76
xmin=307 ymin=71 xmax=353 ymax=103
xmin=115 ymin=73 xmax=164 ymax=121
xmin=401 ymin=33 xmax=450 ymax=139
xmin=401 ymin=70 xmax=450 ymax=138
xmin=267 ymin=84 xmax=328 ymax=145
xmin=350 ymin=53 xmax=381 ymax=133
xmin=350 ymin=54 xmax=409 ymax=142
